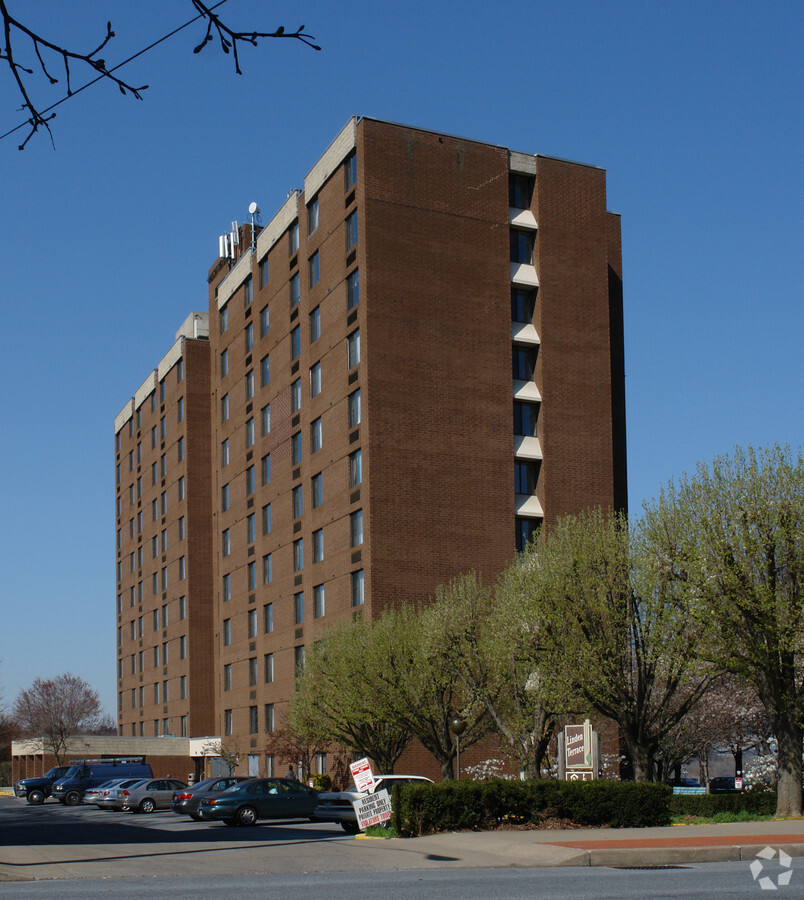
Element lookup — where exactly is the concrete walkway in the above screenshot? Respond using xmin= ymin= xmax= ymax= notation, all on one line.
xmin=2 ymin=819 xmax=804 ymax=881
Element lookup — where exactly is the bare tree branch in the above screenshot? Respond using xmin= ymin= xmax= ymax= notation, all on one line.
xmin=0 ymin=0 xmax=320 ymax=149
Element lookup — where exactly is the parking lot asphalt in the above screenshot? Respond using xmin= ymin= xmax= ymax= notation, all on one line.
xmin=2 ymin=794 xmax=804 ymax=881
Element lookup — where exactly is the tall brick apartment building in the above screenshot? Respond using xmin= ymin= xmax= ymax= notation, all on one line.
xmin=114 ymin=117 xmax=627 ymax=774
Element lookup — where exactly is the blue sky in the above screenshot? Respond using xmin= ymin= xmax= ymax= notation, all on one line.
xmin=1 ymin=0 xmax=802 ymax=717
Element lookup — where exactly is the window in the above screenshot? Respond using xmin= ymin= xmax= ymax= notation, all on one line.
xmin=261 ymin=403 xmax=271 ymax=436
xmin=220 ymin=305 xmax=228 ymax=334
xmin=350 ymin=510 xmax=363 ymax=547
xmin=154 ymin=683 xmax=160 ymax=704
xmin=222 ymin=529 xmax=231 ymax=556
xmin=308 ymin=251 xmax=319 ymax=287
xmin=309 ymin=306 xmax=320 ymax=343
xmin=259 ymin=303 xmax=269 ymax=337
xmin=260 ymin=353 xmax=270 ymax=387
xmin=292 ymin=432 xmax=302 ymax=465
xmin=161 ymin=566 xmax=168 ymax=590
xmin=263 ymin=602 xmax=273 ymax=633
xmin=290 ymin=272 xmax=300 ymax=307
xmin=350 ymin=449 xmax=362 ymax=487
xmin=292 ymin=485 xmax=303 ymax=519
xmin=223 ymin=619 xmax=231 ymax=645
xmin=161 ymin=490 xmax=167 ymax=514
xmin=314 ymin=584 xmax=325 ymax=618
xmin=352 ymin=569 xmax=365 ymax=606
xmin=247 ymin=512 xmax=255 ymax=544
xmin=346 ymin=210 xmax=358 ymax=251
xmin=248 ymin=608 xmax=257 ymax=639
xmin=178 ymin=476 xmax=185 ymax=501
xmin=345 ymin=153 xmax=357 ymax=190
xmin=245 ymin=417 xmax=255 ymax=449
xmin=162 ymin=603 xmax=168 ymax=626
xmin=151 ymin=425 xmax=157 ymax=448
xmin=136 ymin=441 xmax=142 ymax=464
xmin=295 ymin=645 xmax=305 ymax=676
xmin=289 ymin=221 xmax=299 ymax=255
xmin=264 ymin=703 xmax=275 ymax=733
xmin=160 ymin=416 xmax=166 ymax=440
xmin=509 ymin=173 xmax=534 ymax=209
xmin=177 ymin=436 xmax=184 ymax=461
xmin=290 ymin=325 xmax=301 ymax=361
xmin=259 ymin=257 xmax=269 ymax=290
xmin=347 ymin=329 xmax=360 ymax=368
xmin=129 ymin=449 xmax=134 ymax=471
xmin=223 ymin=573 xmax=231 ymax=601
xmin=510 ymin=229 xmax=534 ymax=265
xmin=220 ymin=349 xmax=229 ymax=377
xmin=516 ymin=517 xmax=540 ymax=552
xmin=245 ymin=322 xmax=254 ymax=352
xmin=347 ymin=269 xmax=359 ymax=309
xmin=221 ymin=438 xmax=229 ymax=467
xmin=246 ymin=465 xmax=255 ymax=495
xmin=178 ymin=515 xmax=185 ymax=540
xmin=512 ymin=346 xmax=537 ymax=381
xmin=513 ymin=401 xmax=539 ymax=436
xmin=178 ymin=556 xmax=186 ymax=580
xmin=515 ymin=460 xmax=540 ymax=494
xmin=249 ymin=657 xmax=258 ymax=686
xmin=137 ymin=476 xmax=143 ymax=499
xmin=179 ymin=596 xmax=186 ymax=619
xmin=348 ymin=389 xmax=361 ymax=427
xmin=162 ymin=679 xmax=169 ymax=702
xmin=177 ymin=397 xmax=184 ymax=422
xmin=293 ymin=538 xmax=304 ymax=572
xmin=307 ymin=197 xmax=319 ymax=234
xmin=245 ymin=369 xmax=254 ymax=401
xmin=261 ymin=453 xmax=271 ymax=485
xmin=262 ymin=503 xmax=272 ymax=535
xmin=221 ymin=483 xmax=230 ymax=511
xmin=224 ymin=709 xmax=232 ymax=736
xmin=221 ymin=394 xmax=229 ymax=423
xmin=160 ymin=454 xmax=167 ymax=477
xmin=179 ymin=635 xmax=186 ymax=659
xmin=311 ymin=473 xmax=323 ymax=508
xmin=263 ymin=552 xmax=272 ymax=584
xmin=310 ymin=361 xmax=321 ymax=397
xmin=291 ymin=379 xmax=302 ymax=413
xmin=264 ymin=653 xmax=274 ymax=683
xmin=243 ymin=276 xmax=252 ymax=307
xmin=223 ymin=664 xmax=232 ymax=691
xmin=151 ymin=462 xmax=157 ymax=485
xmin=311 ymin=417 xmax=322 ymax=453
xmin=151 ymin=534 xmax=158 ymax=558
xmin=180 ymin=676 xmax=187 ymax=699
xmin=511 ymin=289 xmax=536 ymax=323
xmin=294 ymin=592 xmax=305 ymax=625
xmin=247 ymin=560 xmax=256 ymax=591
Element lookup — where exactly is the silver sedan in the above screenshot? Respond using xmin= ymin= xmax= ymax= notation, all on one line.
xmin=105 ymin=778 xmax=188 ymax=813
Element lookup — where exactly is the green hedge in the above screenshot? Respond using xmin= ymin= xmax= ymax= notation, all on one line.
xmin=669 ymin=792 xmax=778 ymax=818
xmin=391 ymin=779 xmax=671 ymax=837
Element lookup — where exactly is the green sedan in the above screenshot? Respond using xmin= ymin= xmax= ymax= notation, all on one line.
xmin=196 ymin=778 xmax=318 ymax=826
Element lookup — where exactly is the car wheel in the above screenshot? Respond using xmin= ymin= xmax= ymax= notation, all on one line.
xmin=28 ymin=790 xmax=45 ymax=805
xmin=341 ymin=821 xmax=360 ymax=834
xmin=139 ymin=798 xmax=156 ymax=814
xmin=235 ymin=805 xmax=258 ymax=826
xmin=190 ymin=813 xmax=203 ymax=821
xmin=65 ymin=792 xmax=82 ymax=806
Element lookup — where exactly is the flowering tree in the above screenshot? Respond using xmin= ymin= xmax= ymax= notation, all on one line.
xmin=13 ymin=673 xmax=105 ymax=763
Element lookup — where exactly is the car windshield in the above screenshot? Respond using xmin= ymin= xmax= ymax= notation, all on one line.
xmin=62 ymin=766 xmax=84 ymax=778
xmin=222 ymin=781 xmax=248 ymax=794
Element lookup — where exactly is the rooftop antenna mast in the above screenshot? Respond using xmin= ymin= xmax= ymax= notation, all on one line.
xmin=248 ymin=202 xmax=261 ymax=253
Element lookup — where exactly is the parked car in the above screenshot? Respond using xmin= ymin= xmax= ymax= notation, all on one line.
xmin=709 ymin=776 xmax=741 ymax=793
xmin=93 ymin=779 xmax=149 ymax=810
xmin=104 ymin=778 xmax=188 ymax=813
xmin=82 ymin=779 xmax=129 ymax=805
xmin=171 ymin=776 xmax=250 ymax=820
xmin=667 ymin=777 xmax=702 ymax=787
xmin=314 ymin=775 xmax=433 ymax=833
xmin=51 ymin=758 xmax=153 ymax=806
xmin=196 ymin=778 xmax=318 ymax=826
xmin=14 ymin=766 xmax=72 ymax=804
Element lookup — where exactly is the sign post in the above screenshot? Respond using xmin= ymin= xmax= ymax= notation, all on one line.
xmin=349 ymin=757 xmax=375 ymax=793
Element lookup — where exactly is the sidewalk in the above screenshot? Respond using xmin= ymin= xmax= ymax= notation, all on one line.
xmin=2 ymin=819 xmax=804 ymax=881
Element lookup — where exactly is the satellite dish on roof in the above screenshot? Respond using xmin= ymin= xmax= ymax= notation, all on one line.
xmin=248 ymin=201 xmax=260 ymax=215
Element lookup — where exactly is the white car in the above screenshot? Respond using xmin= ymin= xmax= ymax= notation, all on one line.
xmin=314 ymin=775 xmax=433 ymax=833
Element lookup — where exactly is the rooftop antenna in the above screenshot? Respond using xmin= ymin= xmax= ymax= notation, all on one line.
xmin=248 ymin=202 xmax=261 ymax=253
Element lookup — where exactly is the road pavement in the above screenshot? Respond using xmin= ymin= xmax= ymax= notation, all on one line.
xmin=2 ymin=793 xmax=803 ymax=882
